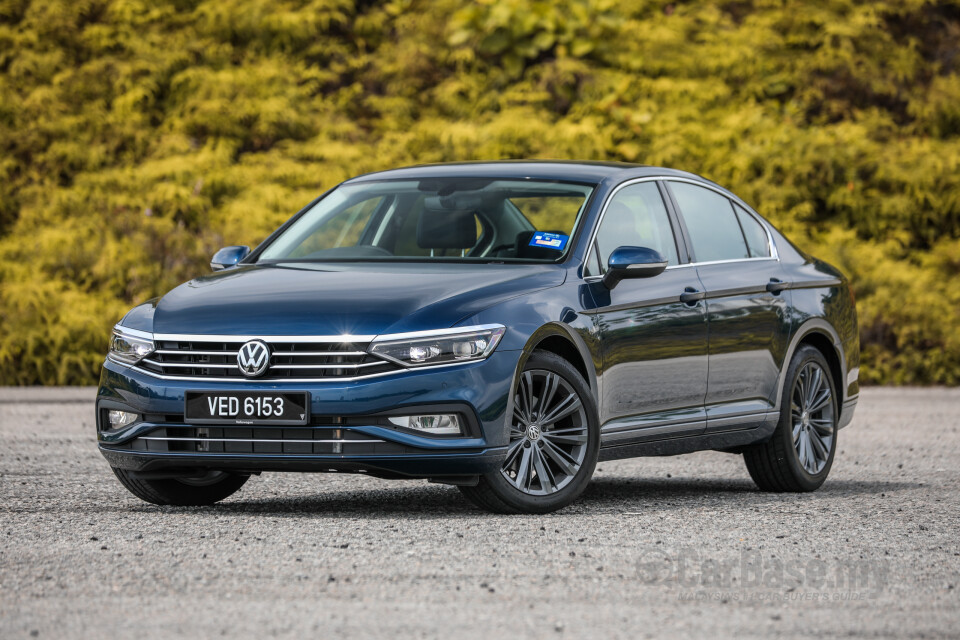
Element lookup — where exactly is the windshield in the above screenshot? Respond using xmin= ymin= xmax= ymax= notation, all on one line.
xmin=257 ymin=178 xmax=594 ymax=263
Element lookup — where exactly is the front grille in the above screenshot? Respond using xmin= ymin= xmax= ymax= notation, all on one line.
xmin=137 ymin=339 xmax=400 ymax=380
xmin=114 ymin=425 xmax=410 ymax=455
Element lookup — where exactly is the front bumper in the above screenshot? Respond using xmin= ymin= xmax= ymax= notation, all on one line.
xmin=96 ymin=350 xmax=519 ymax=478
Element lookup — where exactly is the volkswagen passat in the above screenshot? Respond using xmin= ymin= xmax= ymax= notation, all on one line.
xmin=97 ymin=162 xmax=859 ymax=513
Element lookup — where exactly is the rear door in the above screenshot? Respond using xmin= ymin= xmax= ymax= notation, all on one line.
xmin=584 ymin=180 xmax=709 ymax=445
xmin=665 ymin=180 xmax=791 ymax=432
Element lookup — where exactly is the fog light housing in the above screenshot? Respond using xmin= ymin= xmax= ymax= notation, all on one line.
xmin=387 ymin=414 xmax=461 ymax=436
xmin=107 ymin=410 xmax=138 ymax=429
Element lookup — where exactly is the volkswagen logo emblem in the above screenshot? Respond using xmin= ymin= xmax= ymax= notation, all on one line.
xmin=237 ymin=340 xmax=271 ymax=377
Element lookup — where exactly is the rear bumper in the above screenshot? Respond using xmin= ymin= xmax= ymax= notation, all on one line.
xmin=839 ymin=395 xmax=858 ymax=429
xmin=96 ymin=349 xmax=520 ymax=478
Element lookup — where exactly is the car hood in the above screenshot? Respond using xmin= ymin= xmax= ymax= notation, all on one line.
xmin=147 ymin=262 xmax=565 ymax=337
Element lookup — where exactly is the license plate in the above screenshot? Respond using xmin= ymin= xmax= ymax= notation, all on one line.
xmin=184 ymin=391 xmax=310 ymax=425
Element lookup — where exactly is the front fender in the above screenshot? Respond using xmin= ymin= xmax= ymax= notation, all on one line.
xmin=457 ymin=276 xmax=600 ymax=443
xmin=516 ymin=322 xmax=600 ymax=400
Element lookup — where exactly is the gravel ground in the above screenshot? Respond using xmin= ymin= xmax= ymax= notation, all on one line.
xmin=0 ymin=387 xmax=958 ymax=639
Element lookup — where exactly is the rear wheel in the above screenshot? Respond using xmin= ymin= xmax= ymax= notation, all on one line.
xmin=459 ymin=351 xmax=599 ymax=514
xmin=743 ymin=345 xmax=838 ymax=492
xmin=112 ymin=468 xmax=249 ymax=506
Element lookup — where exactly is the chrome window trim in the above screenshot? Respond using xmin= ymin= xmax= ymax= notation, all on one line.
xmin=582 ymin=175 xmax=780 ymax=280
xmin=582 ymin=256 xmax=782 ymax=282
xmin=665 ymin=256 xmax=780 ymax=270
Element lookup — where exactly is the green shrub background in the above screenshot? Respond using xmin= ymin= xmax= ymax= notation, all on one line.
xmin=1 ymin=0 xmax=959 ymax=385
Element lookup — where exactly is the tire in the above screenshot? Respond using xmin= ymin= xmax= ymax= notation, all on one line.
xmin=744 ymin=345 xmax=839 ymax=492
xmin=459 ymin=351 xmax=600 ymax=514
xmin=112 ymin=468 xmax=249 ymax=506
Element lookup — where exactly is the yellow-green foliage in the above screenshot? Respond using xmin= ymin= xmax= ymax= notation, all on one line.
xmin=1 ymin=0 xmax=959 ymax=384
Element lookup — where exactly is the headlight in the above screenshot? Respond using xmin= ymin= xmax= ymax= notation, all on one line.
xmin=369 ymin=325 xmax=505 ymax=367
xmin=109 ymin=327 xmax=155 ymax=364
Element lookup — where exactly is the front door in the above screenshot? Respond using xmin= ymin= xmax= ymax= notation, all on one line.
xmin=583 ymin=180 xmax=709 ymax=445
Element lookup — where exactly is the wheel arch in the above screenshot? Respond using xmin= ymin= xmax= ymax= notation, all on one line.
xmin=501 ymin=323 xmax=599 ymax=444
xmin=796 ymin=333 xmax=844 ymax=406
xmin=520 ymin=323 xmax=598 ymax=398
xmin=776 ymin=319 xmax=848 ymax=419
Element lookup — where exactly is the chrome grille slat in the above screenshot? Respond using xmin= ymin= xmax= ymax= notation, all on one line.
xmin=271 ymin=362 xmax=385 ymax=370
xmin=139 ymin=337 xmax=401 ymax=380
xmin=271 ymin=351 xmax=368 ymax=357
xmin=142 ymin=359 xmax=384 ymax=370
xmin=153 ymin=349 xmax=238 ymax=356
xmin=142 ymin=359 xmax=234 ymax=368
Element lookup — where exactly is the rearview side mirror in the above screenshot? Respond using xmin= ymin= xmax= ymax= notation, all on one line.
xmin=603 ymin=246 xmax=668 ymax=289
xmin=210 ymin=246 xmax=251 ymax=271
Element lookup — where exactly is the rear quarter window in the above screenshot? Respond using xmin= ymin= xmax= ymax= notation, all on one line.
xmin=734 ymin=203 xmax=771 ymax=258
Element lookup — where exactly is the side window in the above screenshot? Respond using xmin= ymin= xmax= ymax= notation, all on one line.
xmin=586 ymin=182 xmax=679 ymax=276
xmin=734 ymin=203 xmax=771 ymax=258
xmin=669 ymin=182 xmax=748 ymax=263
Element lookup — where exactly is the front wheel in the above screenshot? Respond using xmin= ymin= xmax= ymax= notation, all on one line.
xmin=112 ymin=468 xmax=249 ymax=506
xmin=743 ymin=345 xmax=839 ymax=492
xmin=459 ymin=351 xmax=600 ymax=514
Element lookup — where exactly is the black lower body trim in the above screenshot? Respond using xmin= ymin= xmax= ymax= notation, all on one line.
xmin=99 ymin=445 xmax=506 ymax=479
xmin=598 ymin=422 xmax=777 ymax=460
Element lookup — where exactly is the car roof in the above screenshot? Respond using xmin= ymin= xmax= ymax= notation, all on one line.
xmin=343 ymin=160 xmax=708 ymax=186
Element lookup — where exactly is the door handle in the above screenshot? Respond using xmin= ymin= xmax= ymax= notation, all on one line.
xmin=679 ymin=287 xmax=705 ymax=304
xmin=766 ymin=278 xmax=788 ymax=294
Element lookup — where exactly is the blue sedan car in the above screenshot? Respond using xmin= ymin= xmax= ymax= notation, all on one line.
xmin=98 ymin=162 xmax=859 ymax=513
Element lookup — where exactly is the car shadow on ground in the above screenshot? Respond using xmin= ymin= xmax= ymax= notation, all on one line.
xmin=124 ymin=476 xmax=925 ymax=518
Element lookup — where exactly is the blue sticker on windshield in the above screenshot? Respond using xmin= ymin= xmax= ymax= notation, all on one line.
xmin=528 ymin=232 xmax=569 ymax=251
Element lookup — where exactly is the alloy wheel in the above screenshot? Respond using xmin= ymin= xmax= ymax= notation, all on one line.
xmin=500 ymin=369 xmax=589 ymax=495
xmin=791 ymin=362 xmax=835 ymax=474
